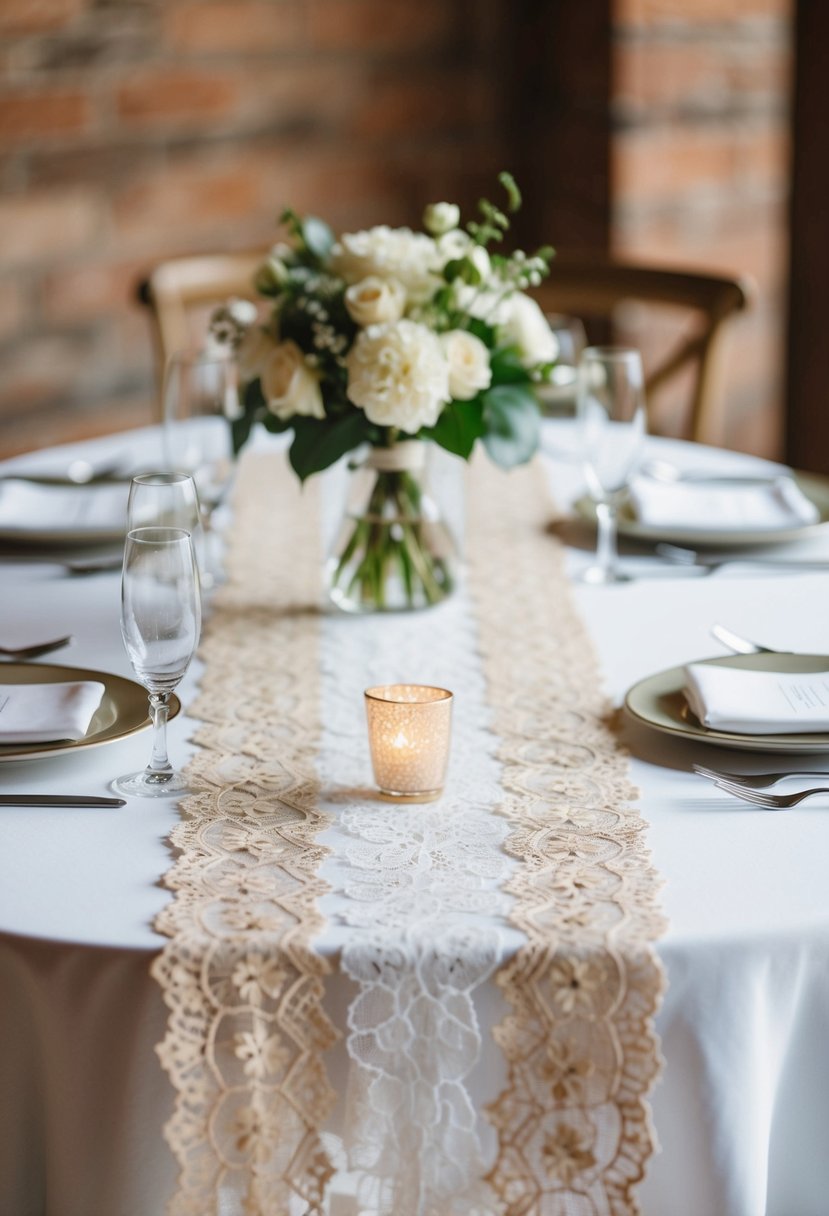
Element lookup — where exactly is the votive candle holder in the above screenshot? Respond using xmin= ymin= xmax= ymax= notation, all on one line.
xmin=364 ymin=684 xmax=453 ymax=802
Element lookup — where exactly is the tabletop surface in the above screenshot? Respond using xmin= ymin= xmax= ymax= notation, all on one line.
xmin=1 ymin=423 xmax=829 ymax=955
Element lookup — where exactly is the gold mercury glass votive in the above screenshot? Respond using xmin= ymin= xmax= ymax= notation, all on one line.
xmin=364 ymin=684 xmax=454 ymax=802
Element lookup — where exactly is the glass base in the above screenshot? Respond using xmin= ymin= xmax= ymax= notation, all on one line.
xmin=377 ymin=787 xmax=443 ymax=803
xmin=112 ymin=769 xmax=191 ymax=799
xmin=580 ymin=565 xmax=632 ymax=585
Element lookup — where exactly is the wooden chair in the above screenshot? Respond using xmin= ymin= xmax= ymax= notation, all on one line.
xmin=137 ymin=250 xmax=265 ymax=387
xmin=533 ymin=253 xmax=755 ymax=445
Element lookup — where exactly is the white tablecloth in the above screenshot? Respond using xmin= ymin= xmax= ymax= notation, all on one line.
xmin=1 ymin=425 xmax=829 ymax=1216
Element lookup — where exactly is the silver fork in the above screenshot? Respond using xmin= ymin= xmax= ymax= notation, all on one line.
xmin=0 ymin=635 xmax=73 ymax=660
xmin=693 ymin=763 xmax=829 ymax=790
xmin=706 ymin=780 xmax=829 ymax=809
xmin=656 ymin=543 xmax=829 ymax=572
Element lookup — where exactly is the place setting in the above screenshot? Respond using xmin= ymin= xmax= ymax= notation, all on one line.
xmin=547 ymin=355 xmax=829 ymax=581
xmin=0 ymin=357 xmax=237 ymax=791
xmin=0 ymin=469 xmax=208 ymax=812
xmin=625 ymin=621 xmax=829 ymax=776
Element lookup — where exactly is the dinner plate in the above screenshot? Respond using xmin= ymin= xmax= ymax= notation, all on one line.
xmin=0 ymin=479 xmax=129 ymax=548
xmin=625 ymin=652 xmax=829 ymax=754
xmin=575 ymin=470 xmax=829 ymax=548
xmin=0 ymin=663 xmax=180 ymax=762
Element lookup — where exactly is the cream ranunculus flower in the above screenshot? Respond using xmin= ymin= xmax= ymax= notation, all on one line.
xmin=344 ymin=275 xmax=406 ymax=327
xmin=330 ymin=226 xmax=440 ymax=301
xmin=260 ymin=340 xmax=325 ymax=421
xmin=499 ymin=291 xmax=558 ymax=365
xmin=345 ymin=319 xmax=450 ymax=433
xmin=441 ymin=330 xmax=492 ymax=401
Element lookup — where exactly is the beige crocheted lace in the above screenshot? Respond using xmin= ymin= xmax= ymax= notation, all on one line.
xmin=152 ymin=454 xmax=339 ymax=1216
xmin=467 ymin=458 xmax=667 ymax=1215
xmin=153 ymin=448 xmax=666 ymax=1215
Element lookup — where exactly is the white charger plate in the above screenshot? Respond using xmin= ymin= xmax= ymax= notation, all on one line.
xmin=0 ymin=663 xmax=180 ymax=762
xmin=625 ymin=652 xmax=829 ymax=754
xmin=575 ymin=470 xmax=829 ymax=549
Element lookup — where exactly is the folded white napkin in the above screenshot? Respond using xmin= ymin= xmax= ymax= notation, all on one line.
xmin=684 ymin=663 xmax=829 ymax=734
xmin=628 ymin=475 xmax=820 ymax=532
xmin=0 ymin=681 xmax=105 ymax=744
xmin=0 ymin=481 xmax=129 ymax=539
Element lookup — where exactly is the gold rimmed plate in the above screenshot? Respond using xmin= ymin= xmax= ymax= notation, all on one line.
xmin=575 ymin=470 xmax=829 ymax=549
xmin=624 ymin=652 xmax=829 ymax=754
xmin=0 ymin=663 xmax=180 ymax=762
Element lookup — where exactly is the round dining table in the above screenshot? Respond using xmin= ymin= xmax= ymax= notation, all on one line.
xmin=1 ymin=422 xmax=829 ymax=1216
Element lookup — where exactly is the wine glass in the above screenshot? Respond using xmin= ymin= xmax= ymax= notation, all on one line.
xmin=576 ymin=346 xmax=646 ymax=584
xmin=538 ymin=313 xmax=588 ymax=414
xmin=127 ymin=472 xmax=207 ymax=585
xmin=113 ymin=527 xmax=201 ymax=798
xmin=162 ymin=351 xmax=238 ymax=575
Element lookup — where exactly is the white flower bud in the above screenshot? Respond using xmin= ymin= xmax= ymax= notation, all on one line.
xmin=423 ymin=202 xmax=461 ymax=236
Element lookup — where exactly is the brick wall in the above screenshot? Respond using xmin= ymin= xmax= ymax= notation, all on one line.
xmin=0 ymin=0 xmax=511 ymax=457
xmin=0 ymin=0 xmax=794 ymax=460
xmin=612 ymin=0 xmax=793 ymax=456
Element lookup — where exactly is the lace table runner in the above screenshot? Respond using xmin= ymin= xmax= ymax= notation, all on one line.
xmin=467 ymin=459 xmax=666 ymax=1215
xmin=152 ymin=457 xmax=339 ymax=1215
xmin=153 ymin=450 xmax=666 ymax=1215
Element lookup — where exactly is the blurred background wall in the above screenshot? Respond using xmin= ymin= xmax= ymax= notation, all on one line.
xmin=0 ymin=0 xmax=794 ymax=460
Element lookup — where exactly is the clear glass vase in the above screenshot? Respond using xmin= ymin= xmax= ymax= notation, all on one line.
xmin=325 ymin=442 xmax=457 ymax=613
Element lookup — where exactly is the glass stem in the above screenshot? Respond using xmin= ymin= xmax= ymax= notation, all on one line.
xmin=595 ymin=500 xmax=619 ymax=579
xmin=146 ymin=691 xmax=173 ymax=782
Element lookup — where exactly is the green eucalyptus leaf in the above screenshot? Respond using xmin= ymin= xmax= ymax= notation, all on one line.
xmin=481 ymin=384 xmax=540 ymax=468
xmin=261 ymin=412 xmax=292 ymax=435
xmin=288 ymin=411 xmax=369 ymax=481
xmin=489 ymin=345 xmax=532 ymax=385
xmin=420 ymin=399 xmax=485 ymax=460
xmin=231 ymin=412 xmax=255 ymax=455
xmin=466 ymin=317 xmax=496 ymax=346
xmin=242 ymin=377 xmax=267 ymax=414
xmin=302 ymin=216 xmax=334 ymax=261
xmin=442 ymin=258 xmax=464 ymax=284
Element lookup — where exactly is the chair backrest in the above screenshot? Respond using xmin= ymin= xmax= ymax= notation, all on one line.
xmin=137 ymin=251 xmax=265 ymax=388
xmin=533 ymin=254 xmax=755 ymax=444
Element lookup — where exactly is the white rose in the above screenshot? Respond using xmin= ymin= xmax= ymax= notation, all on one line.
xmin=260 ymin=340 xmax=325 ymax=421
xmin=454 ymin=284 xmax=510 ymax=325
xmin=437 ymin=228 xmax=471 ymax=261
xmin=423 ymin=202 xmax=460 ymax=236
xmin=345 ymin=319 xmax=450 ymax=433
xmin=498 ymin=292 xmax=558 ymax=365
xmin=236 ymin=326 xmax=277 ymax=381
xmin=441 ymin=330 xmax=492 ymax=401
xmin=330 ymin=226 xmax=440 ymax=301
xmin=345 ymin=276 xmax=406 ymax=327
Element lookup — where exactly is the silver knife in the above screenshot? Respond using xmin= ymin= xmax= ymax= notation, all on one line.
xmin=0 ymin=794 xmax=126 ymax=807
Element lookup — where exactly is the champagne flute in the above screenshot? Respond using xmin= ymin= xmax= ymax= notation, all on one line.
xmin=162 ymin=350 xmax=238 ymax=581
xmin=127 ymin=472 xmax=207 ymax=584
xmin=577 ymin=346 xmax=646 ymax=584
xmin=113 ymin=527 xmax=201 ymax=798
xmin=162 ymin=350 xmax=238 ymax=519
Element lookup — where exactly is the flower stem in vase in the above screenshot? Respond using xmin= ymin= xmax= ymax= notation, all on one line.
xmin=327 ymin=463 xmax=456 ymax=613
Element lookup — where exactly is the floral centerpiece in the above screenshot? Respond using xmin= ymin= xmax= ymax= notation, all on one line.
xmin=213 ymin=173 xmax=556 ymax=612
